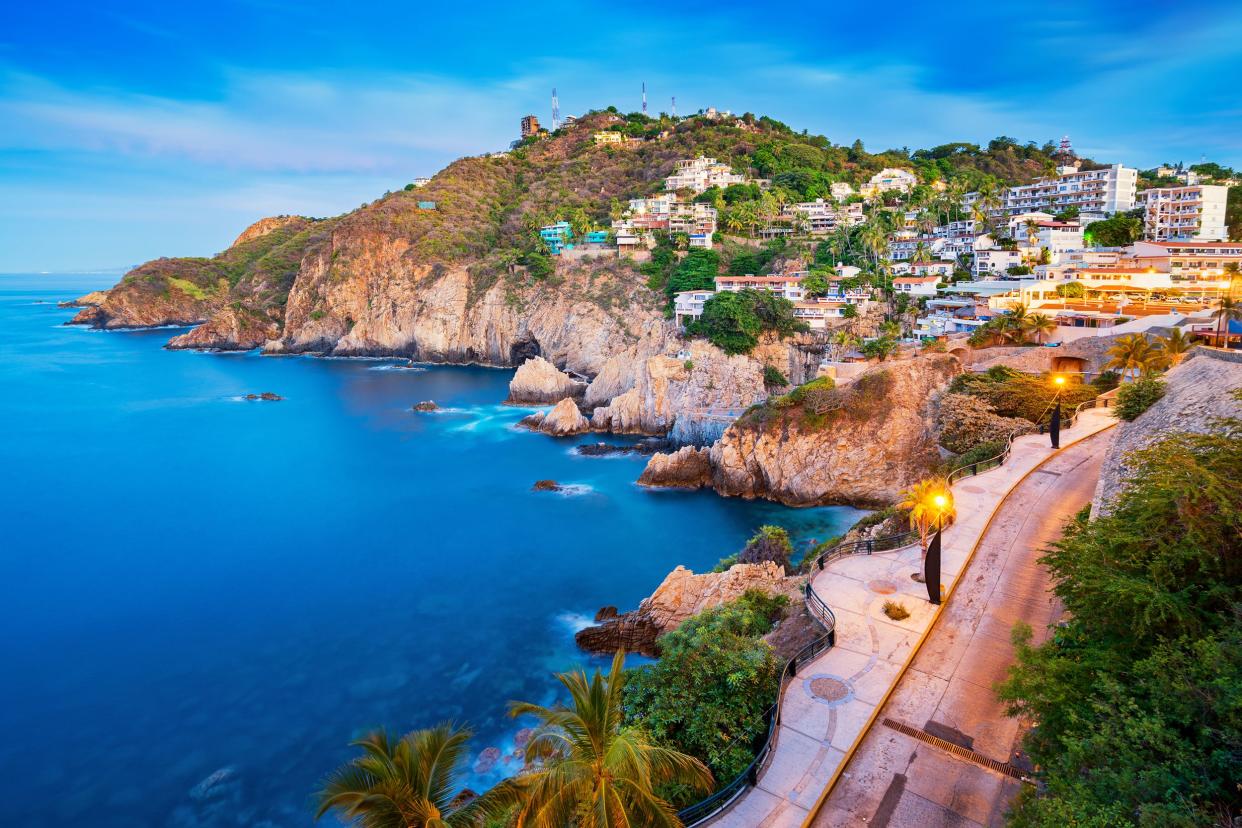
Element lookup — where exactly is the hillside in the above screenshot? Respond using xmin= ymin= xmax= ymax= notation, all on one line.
xmin=68 ymin=109 xmax=1083 ymax=365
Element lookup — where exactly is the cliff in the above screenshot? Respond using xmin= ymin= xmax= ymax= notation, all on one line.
xmin=1093 ymin=348 xmax=1242 ymax=514
xmin=507 ymin=357 xmax=586 ymax=404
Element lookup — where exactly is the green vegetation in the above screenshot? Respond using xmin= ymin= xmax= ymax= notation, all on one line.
xmin=1085 ymin=214 xmax=1142 ymax=247
xmin=762 ymin=365 xmax=789 ymax=387
xmin=998 ymin=424 xmax=1242 ymax=826
xmin=743 ymin=370 xmax=893 ymax=432
xmin=1055 ymin=281 xmax=1085 ymax=299
xmin=485 ymin=652 xmax=712 ymax=827
xmin=687 ymin=289 xmax=806 ymax=355
xmin=881 ymin=601 xmax=910 ymax=621
xmin=167 ymin=276 xmax=214 ymax=301
xmin=949 ymin=367 xmax=1098 ymax=424
xmin=1113 ymin=377 xmax=1166 ymax=421
xmin=737 ymin=525 xmax=795 ymax=569
xmin=624 ymin=591 xmax=787 ymax=798
xmin=316 ymin=724 xmax=480 ymax=828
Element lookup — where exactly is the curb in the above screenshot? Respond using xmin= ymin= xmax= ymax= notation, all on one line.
xmin=798 ymin=416 xmax=1118 ymax=827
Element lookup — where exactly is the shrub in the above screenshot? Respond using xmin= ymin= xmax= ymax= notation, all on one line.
xmin=738 ymin=525 xmax=795 ymax=569
xmin=1113 ymin=377 xmax=1165 ymax=421
xmin=882 ymin=601 xmax=910 ymax=621
xmin=763 ymin=365 xmax=789 ymax=387
xmin=997 ymin=422 xmax=1242 ymax=825
xmin=623 ymin=590 xmax=789 ymax=798
xmin=936 ymin=392 xmax=1033 ymax=454
xmin=1090 ymin=370 xmax=1121 ymax=391
xmin=683 ymin=359 xmax=694 ymax=371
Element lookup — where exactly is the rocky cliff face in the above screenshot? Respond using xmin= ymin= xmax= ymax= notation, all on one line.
xmin=519 ymin=398 xmax=591 ymax=436
xmin=637 ymin=446 xmax=712 ymax=488
xmin=589 ymin=340 xmax=768 ymax=436
xmin=575 ymin=561 xmax=791 ymax=656
xmin=695 ymin=354 xmax=961 ymax=507
xmin=506 ymin=356 xmax=586 ymax=403
xmin=1093 ymin=348 xmax=1242 ymax=514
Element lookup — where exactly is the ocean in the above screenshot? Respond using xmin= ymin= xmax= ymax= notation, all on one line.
xmin=0 ymin=274 xmax=864 ymax=827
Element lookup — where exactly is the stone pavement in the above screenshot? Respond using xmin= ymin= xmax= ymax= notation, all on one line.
xmin=707 ymin=408 xmax=1116 ymax=828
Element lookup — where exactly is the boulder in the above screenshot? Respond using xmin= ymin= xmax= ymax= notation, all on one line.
xmin=575 ymin=561 xmax=790 ymax=656
xmin=637 ymin=446 xmax=712 ymax=489
xmin=244 ymin=392 xmax=282 ymax=401
xmin=532 ymin=479 xmax=563 ymax=492
xmin=519 ymin=398 xmax=590 ymax=436
xmin=507 ymin=357 xmax=586 ymax=404
xmin=412 ymin=400 xmax=438 ymax=412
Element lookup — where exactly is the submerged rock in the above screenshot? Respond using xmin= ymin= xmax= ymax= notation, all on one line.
xmin=576 ymin=561 xmax=791 ymax=656
xmin=412 ymin=400 xmax=438 ymax=411
xmin=637 ymin=446 xmax=712 ymax=489
xmin=507 ymin=356 xmax=586 ymax=404
xmin=532 ymin=479 xmax=563 ymax=492
xmin=244 ymin=392 xmax=283 ymax=401
xmin=575 ymin=438 xmax=671 ymax=457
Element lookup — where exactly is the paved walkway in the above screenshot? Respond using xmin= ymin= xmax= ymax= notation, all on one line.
xmin=708 ymin=408 xmax=1116 ymax=828
xmin=807 ymin=429 xmax=1112 ymax=828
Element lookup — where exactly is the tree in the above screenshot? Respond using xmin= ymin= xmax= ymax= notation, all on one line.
xmin=486 ymin=652 xmax=713 ymax=828
xmin=801 ymin=268 xmax=832 ymax=297
xmin=1055 ymin=281 xmax=1085 ymax=299
xmin=1023 ymin=312 xmax=1056 ymax=344
xmin=316 ymin=724 xmax=479 ymax=828
xmin=896 ymin=478 xmax=955 ymax=552
xmin=690 ymin=291 xmax=761 ymax=354
xmin=1085 ymin=215 xmax=1142 ymax=247
xmin=861 ymin=335 xmax=898 ymax=361
xmin=1113 ymin=376 xmax=1166 ymax=421
xmin=1104 ymin=333 xmax=1165 ymax=380
xmin=1155 ymin=328 xmax=1195 ymax=365
xmin=997 ymin=424 xmax=1242 ymax=826
xmin=1212 ymin=296 xmax=1242 ymax=346
xmin=737 ymin=525 xmax=795 ymax=568
xmin=666 ymin=249 xmax=719 ymax=297
xmin=826 ymin=330 xmax=860 ymax=362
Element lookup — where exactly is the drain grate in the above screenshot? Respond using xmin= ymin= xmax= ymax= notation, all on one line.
xmin=881 ymin=718 xmax=1031 ymax=782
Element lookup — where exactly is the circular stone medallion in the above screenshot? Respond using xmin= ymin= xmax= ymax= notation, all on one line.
xmin=809 ymin=677 xmax=850 ymax=703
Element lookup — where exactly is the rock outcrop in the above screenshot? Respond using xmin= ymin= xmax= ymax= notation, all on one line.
xmin=588 ymin=340 xmax=767 ymax=437
xmin=637 ymin=446 xmax=712 ymax=488
xmin=1093 ymin=348 xmax=1242 ymax=514
xmin=519 ymin=398 xmax=590 ymax=436
xmin=507 ymin=356 xmax=586 ymax=404
xmin=58 ymin=290 xmax=109 ymax=309
xmin=230 ymin=215 xmax=306 ymax=248
xmin=575 ymin=561 xmax=790 ymax=656
xmin=167 ymin=306 xmax=280 ymax=351
xmin=936 ymin=392 xmax=1034 ymax=453
xmin=707 ymin=355 xmax=961 ymax=506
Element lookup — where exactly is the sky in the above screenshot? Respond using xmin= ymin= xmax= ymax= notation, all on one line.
xmin=3 ymin=0 xmax=1241 ymax=272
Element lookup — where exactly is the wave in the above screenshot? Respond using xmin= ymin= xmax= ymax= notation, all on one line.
xmin=555 ymin=611 xmax=595 ymax=634
xmin=368 ymin=363 xmax=427 ymax=372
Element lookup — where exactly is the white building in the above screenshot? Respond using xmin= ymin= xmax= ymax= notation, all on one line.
xmin=1000 ymin=163 xmax=1137 ymax=219
xmin=894 ymin=260 xmax=955 ymax=279
xmin=412 ymin=177 xmax=431 ymax=188
xmin=974 ymin=246 xmax=1025 ymax=276
xmin=1137 ymin=185 xmax=1229 ymax=242
xmin=892 ymin=275 xmax=943 ymax=297
xmin=866 ymin=168 xmax=918 ymax=194
xmin=664 ymin=157 xmax=745 ymax=194
xmin=673 ymin=290 xmax=715 ymax=325
xmin=787 ymin=199 xmax=864 ymax=235
xmin=830 ymin=182 xmax=856 ymax=202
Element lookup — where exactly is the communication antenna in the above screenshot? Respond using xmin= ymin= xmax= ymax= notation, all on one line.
xmin=642 ymin=82 xmax=647 ymax=115
xmin=551 ymin=88 xmax=560 ymax=130
xmin=671 ymin=96 xmax=676 ymax=118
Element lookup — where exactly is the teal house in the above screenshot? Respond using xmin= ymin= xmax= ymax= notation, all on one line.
xmin=539 ymin=221 xmax=574 ymax=255
xmin=584 ymin=230 xmax=609 ymax=245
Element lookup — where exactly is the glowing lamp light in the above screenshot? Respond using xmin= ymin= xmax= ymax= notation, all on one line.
xmin=932 ymin=494 xmax=948 ymax=509
xmin=1054 ymin=375 xmax=1067 ymax=387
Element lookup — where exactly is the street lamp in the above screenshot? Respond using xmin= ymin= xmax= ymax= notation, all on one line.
xmin=923 ymin=490 xmax=953 ymax=605
xmin=1050 ymin=374 xmax=1066 ymax=448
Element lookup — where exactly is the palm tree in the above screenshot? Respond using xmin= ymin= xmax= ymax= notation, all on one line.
xmin=483 ymin=652 xmax=712 ymax=828
xmin=1105 ymin=333 xmax=1165 ymax=380
xmin=1023 ymin=312 xmax=1057 ymax=344
xmin=1156 ymin=328 xmax=1195 ymax=365
xmin=897 ymin=478 xmax=955 ymax=552
xmin=1213 ymin=297 xmax=1242 ymax=347
xmin=316 ymin=724 xmax=478 ymax=828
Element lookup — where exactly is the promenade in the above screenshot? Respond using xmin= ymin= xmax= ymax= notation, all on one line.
xmin=708 ymin=407 xmax=1117 ymax=827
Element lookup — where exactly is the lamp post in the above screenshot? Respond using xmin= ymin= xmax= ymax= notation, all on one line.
xmin=923 ymin=493 xmax=948 ymax=605
xmin=1050 ymin=374 xmax=1065 ymax=449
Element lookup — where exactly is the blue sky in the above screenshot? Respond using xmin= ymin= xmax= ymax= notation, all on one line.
xmin=3 ymin=0 xmax=1241 ymax=272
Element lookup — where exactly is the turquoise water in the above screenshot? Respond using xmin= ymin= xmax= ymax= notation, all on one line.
xmin=0 ymin=274 xmax=864 ymax=827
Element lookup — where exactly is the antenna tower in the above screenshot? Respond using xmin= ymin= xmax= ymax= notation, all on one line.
xmin=551 ymin=88 xmax=560 ymax=130
xmin=642 ymin=82 xmax=647 ymax=115
xmin=671 ymin=96 xmax=676 ymax=118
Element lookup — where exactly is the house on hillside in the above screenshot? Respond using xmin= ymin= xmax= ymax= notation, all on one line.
xmin=539 ymin=221 xmax=574 ymax=255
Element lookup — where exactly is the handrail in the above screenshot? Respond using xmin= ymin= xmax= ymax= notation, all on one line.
xmin=809 ymin=528 xmax=920 ymax=571
xmin=946 ymin=397 xmax=1100 ymax=485
xmin=676 ymin=589 xmax=839 ymax=826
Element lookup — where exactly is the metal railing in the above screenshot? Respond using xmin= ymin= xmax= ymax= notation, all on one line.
xmin=809 ymin=528 xmax=920 ymax=571
xmin=946 ymin=397 xmax=1100 ymax=485
xmin=676 ymin=605 xmax=836 ymax=827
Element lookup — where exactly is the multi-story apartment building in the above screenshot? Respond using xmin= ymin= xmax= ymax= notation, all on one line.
xmin=664 ymin=156 xmax=745 ymax=194
xmin=865 ymin=167 xmax=918 ymax=194
xmin=668 ymin=203 xmax=718 ymax=237
xmin=786 ymin=199 xmax=864 ymax=235
xmin=520 ymin=115 xmax=541 ymax=138
xmin=830 ymin=182 xmax=856 ymax=202
xmin=1000 ymin=163 xmax=1137 ymax=220
xmin=1137 ymin=185 xmax=1229 ymax=242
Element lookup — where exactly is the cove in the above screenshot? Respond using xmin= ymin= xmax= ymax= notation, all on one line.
xmin=0 ymin=274 xmax=865 ymax=827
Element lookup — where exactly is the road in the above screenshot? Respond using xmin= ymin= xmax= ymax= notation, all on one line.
xmin=807 ymin=428 xmax=1112 ymax=828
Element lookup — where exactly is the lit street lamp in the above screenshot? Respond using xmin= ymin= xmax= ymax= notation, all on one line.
xmin=923 ymin=492 xmax=952 ymax=605
xmin=1050 ymin=374 xmax=1066 ymax=448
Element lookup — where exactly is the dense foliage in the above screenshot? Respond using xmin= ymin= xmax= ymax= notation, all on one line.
xmin=737 ymin=525 xmax=795 ymax=568
xmin=949 ymin=366 xmax=1098 ymax=424
xmin=1113 ymin=377 xmax=1166 ymax=421
xmin=687 ymin=289 xmax=807 ymax=354
xmin=1085 ymin=214 xmax=1142 ymax=247
xmin=623 ymin=590 xmax=788 ymax=802
xmin=998 ymin=423 xmax=1242 ymax=827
